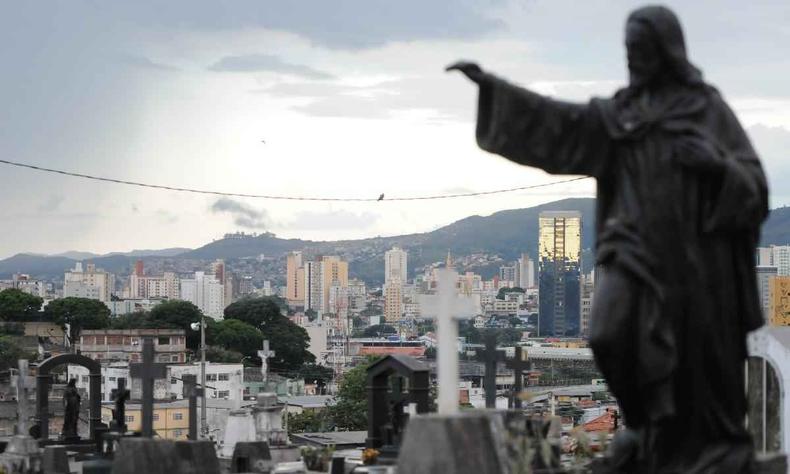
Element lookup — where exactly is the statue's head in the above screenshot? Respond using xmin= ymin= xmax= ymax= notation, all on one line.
xmin=68 ymin=378 xmax=77 ymax=387
xmin=625 ymin=5 xmax=702 ymax=89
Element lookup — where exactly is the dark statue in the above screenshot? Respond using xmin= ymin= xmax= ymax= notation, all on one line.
xmin=449 ymin=5 xmax=767 ymax=473
xmin=62 ymin=378 xmax=81 ymax=439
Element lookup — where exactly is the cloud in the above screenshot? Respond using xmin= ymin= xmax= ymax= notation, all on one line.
xmin=210 ymin=198 xmax=271 ymax=229
xmin=38 ymin=195 xmax=64 ymax=212
xmin=93 ymin=1 xmax=505 ymax=50
xmin=748 ymin=124 xmax=790 ymax=206
xmin=155 ymin=209 xmax=179 ymax=224
xmin=208 ymin=54 xmax=333 ymax=79
xmin=284 ymin=210 xmax=379 ymax=231
xmin=118 ymin=53 xmax=179 ymax=72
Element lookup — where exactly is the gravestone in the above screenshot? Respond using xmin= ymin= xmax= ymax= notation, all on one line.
xmin=365 ymin=355 xmax=430 ymax=462
xmin=175 ymin=440 xmax=221 ymax=474
xmin=129 ymin=337 xmax=168 ymax=437
xmin=475 ymin=332 xmax=505 ymax=408
xmin=506 ymin=346 xmax=531 ymax=409
xmin=396 ymin=412 xmax=507 ymax=474
xmin=419 ymin=268 xmax=477 ymax=414
xmin=112 ymin=438 xmax=220 ymax=474
xmin=42 ymin=445 xmax=70 ymax=474
xmin=230 ymin=441 xmax=273 ymax=473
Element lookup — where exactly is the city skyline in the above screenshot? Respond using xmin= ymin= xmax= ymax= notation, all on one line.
xmin=2 ymin=1 xmax=790 ymax=258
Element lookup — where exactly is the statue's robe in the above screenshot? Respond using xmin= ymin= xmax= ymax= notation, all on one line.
xmin=475 ymin=74 xmax=768 ymax=472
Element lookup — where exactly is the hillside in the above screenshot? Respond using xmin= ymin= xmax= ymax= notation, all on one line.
xmin=2 ymin=198 xmax=790 ymax=282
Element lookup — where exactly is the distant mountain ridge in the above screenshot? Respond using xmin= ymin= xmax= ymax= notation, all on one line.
xmin=2 ymin=198 xmax=789 ymax=282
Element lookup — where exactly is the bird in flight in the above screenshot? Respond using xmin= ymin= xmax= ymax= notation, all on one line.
xmin=378 ymin=193 xmax=385 ymax=201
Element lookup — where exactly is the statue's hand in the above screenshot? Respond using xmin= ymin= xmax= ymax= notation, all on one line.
xmin=446 ymin=61 xmax=485 ymax=84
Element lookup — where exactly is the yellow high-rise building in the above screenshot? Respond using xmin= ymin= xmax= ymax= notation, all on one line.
xmin=321 ymin=256 xmax=348 ymax=314
xmin=286 ymin=251 xmax=304 ymax=306
xmin=538 ymin=211 xmax=582 ymax=337
xmin=769 ymin=276 xmax=790 ymax=326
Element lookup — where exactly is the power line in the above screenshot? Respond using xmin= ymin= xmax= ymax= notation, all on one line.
xmin=0 ymin=158 xmax=590 ymax=202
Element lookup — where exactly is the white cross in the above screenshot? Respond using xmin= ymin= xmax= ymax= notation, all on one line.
xmin=419 ymin=269 xmax=478 ymax=414
xmin=258 ymin=340 xmax=276 ymax=384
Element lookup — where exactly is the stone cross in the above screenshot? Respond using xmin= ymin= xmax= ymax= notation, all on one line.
xmin=419 ymin=269 xmax=478 ymax=414
xmin=257 ymin=340 xmax=275 ymax=384
xmin=130 ymin=337 xmax=167 ymax=437
xmin=181 ymin=374 xmax=202 ymax=440
xmin=111 ymin=377 xmax=130 ymax=433
xmin=16 ymin=359 xmax=30 ymax=435
xmin=475 ymin=332 xmax=505 ymax=408
xmin=505 ymin=346 xmax=531 ymax=409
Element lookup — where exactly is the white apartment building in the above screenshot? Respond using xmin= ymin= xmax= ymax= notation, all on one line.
xmin=0 ymin=274 xmax=47 ymax=298
xmin=64 ymin=263 xmax=115 ymax=303
xmin=304 ymin=261 xmax=323 ymax=317
xmin=385 ymin=247 xmax=408 ymax=284
xmin=756 ymin=266 xmax=778 ymax=317
xmin=107 ymin=298 xmax=165 ymax=316
xmin=180 ymin=271 xmax=224 ymax=319
xmin=756 ymin=245 xmax=790 ymax=276
xmin=518 ymin=254 xmax=536 ymax=288
xmin=68 ymin=363 xmax=129 ymax=402
xmin=168 ymin=363 xmax=245 ymax=403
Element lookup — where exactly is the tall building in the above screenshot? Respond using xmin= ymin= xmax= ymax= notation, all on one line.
xmin=773 ymin=246 xmax=790 ymax=276
xmin=538 ymin=211 xmax=582 ymax=337
xmin=130 ymin=266 xmax=179 ymax=300
xmin=756 ymin=266 xmax=779 ymax=318
xmin=385 ymin=247 xmax=408 ymax=284
xmin=304 ymin=260 xmax=323 ymax=316
xmin=286 ymin=251 xmax=304 ymax=306
xmin=518 ymin=253 xmax=535 ymax=288
xmin=64 ymin=262 xmax=115 ymax=303
xmin=180 ymin=271 xmax=224 ymax=319
xmin=499 ymin=265 xmax=517 ymax=285
xmin=383 ymin=282 xmax=403 ymax=323
xmin=347 ymin=279 xmax=367 ymax=314
xmin=321 ymin=256 xmax=348 ymax=314
xmin=580 ymin=271 xmax=595 ymax=337
xmin=769 ymin=277 xmax=790 ymax=326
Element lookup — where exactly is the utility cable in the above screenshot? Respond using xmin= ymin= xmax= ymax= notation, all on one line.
xmin=0 ymin=158 xmax=590 ymax=202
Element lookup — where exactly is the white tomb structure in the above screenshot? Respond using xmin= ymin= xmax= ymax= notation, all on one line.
xmin=747 ymin=326 xmax=790 ymax=455
xmin=219 ymin=392 xmax=288 ymax=458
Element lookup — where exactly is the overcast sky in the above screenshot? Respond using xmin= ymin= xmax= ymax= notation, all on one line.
xmin=1 ymin=1 xmax=789 ymax=258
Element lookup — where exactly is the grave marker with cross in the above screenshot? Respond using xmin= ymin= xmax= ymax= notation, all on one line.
xmin=475 ymin=331 xmax=506 ymax=408
xmin=419 ymin=269 xmax=478 ymax=414
xmin=129 ymin=337 xmax=168 ymax=437
xmin=110 ymin=377 xmax=130 ymax=433
xmin=506 ymin=346 xmax=531 ymax=409
xmin=258 ymin=340 xmax=275 ymax=385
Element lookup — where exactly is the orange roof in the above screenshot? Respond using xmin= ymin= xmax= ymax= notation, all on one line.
xmin=583 ymin=411 xmax=616 ymax=433
xmin=358 ymin=346 xmax=426 ymax=356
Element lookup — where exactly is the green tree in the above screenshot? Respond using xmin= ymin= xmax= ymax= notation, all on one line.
xmin=149 ymin=300 xmax=204 ymax=350
xmin=0 ymin=322 xmax=25 ymax=335
xmin=298 ymin=363 xmax=335 ymax=393
xmin=286 ymin=410 xmax=328 ymax=433
xmin=109 ymin=312 xmax=156 ymax=329
xmin=0 ymin=289 xmax=43 ymax=321
xmin=497 ymin=287 xmax=525 ymax=300
xmin=224 ymin=297 xmax=314 ymax=371
xmin=362 ymin=324 xmax=396 ymax=338
xmin=0 ymin=336 xmax=35 ymax=370
xmin=208 ymin=319 xmax=263 ymax=358
xmin=205 ymin=345 xmax=244 ymax=363
xmin=326 ymin=358 xmax=377 ymax=431
xmin=44 ymin=297 xmax=110 ymax=343
xmin=305 ymin=309 xmax=318 ymax=322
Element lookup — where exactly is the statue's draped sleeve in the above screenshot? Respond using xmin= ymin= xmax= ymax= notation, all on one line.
xmin=703 ymin=94 xmax=769 ymax=233
xmin=475 ymin=74 xmax=612 ymax=178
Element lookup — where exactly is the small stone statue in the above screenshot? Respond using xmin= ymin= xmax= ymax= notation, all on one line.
xmin=449 ymin=5 xmax=767 ymax=473
xmin=61 ymin=378 xmax=81 ymax=440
